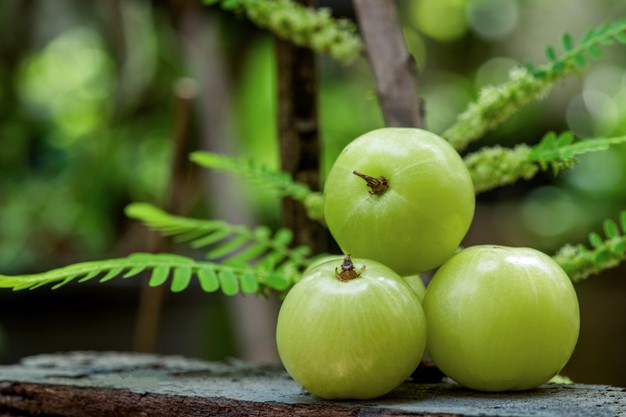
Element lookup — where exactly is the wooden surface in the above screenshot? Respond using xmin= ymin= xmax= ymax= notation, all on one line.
xmin=0 ymin=352 xmax=624 ymax=416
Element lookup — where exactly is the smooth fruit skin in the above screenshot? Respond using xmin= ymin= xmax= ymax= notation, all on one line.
xmin=403 ymin=275 xmax=426 ymax=303
xmin=324 ymin=128 xmax=475 ymax=275
xmin=302 ymin=254 xmax=343 ymax=275
xmin=423 ymin=245 xmax=580 ymax=392
xmin=276 ymin=258 xmax=427 ymax=399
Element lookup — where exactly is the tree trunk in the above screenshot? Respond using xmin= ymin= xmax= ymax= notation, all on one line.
xmin=275 ymin=0 xmax=329 ymax=254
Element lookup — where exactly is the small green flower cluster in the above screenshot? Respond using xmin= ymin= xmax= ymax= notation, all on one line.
xmin=463 ymin=144 xmax=536 ymax=193
xmin=554 ymin=245 xmax=601 ymax=282
xmin=554 ymin=242 xmax=623 ymax=283
xmin=553 ymin=213 xmax=626 ymax=282
xmin=443 ymin=67 xmax=554 ymax=151
xmin=444 ymin=19 xmax=626 ymax=152
xmin=207 ymin=0 xmax=363 ymax=64
xmin=462 ymin=131 xmax=626 ymax=194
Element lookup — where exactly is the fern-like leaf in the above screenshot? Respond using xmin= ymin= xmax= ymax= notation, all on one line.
xmin=189 ymin=151 xmax=325 ymax=223
xmin=190 ymin=151 xmax=310 ymax=200
xmin=528 ymin=132 xmax=626 ymax=170
xmin=533 ymin=19 xmax=626 ymax=78
xmin=444 ymin=18 xmax=626 ymax=151
xmin=125 ymin=202 xmax=311 ymax=271
xmin=0 ymin=253 xmax=294 ymax=294
xmin=203 ymin=0 xmax=363 ymax=64
xmin=553 ymin=211 xmax=626 ymax=282
xmin=465 ymin=132 xmax=626 ymax=193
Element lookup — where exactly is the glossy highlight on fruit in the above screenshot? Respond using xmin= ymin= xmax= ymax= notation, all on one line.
xmin=423 ymin=245 xmax=580 ymax=392
xmin=323 ymin=128 xmax=475 ymax=275
xmin=276 ymin=256 xmax=427 ymax=399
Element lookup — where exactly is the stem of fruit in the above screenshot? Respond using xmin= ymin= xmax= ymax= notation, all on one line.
xmin=353 ymin=171 xmax=389 ymax=195
xmin=335 ymin=254 xmax=364 ymax=281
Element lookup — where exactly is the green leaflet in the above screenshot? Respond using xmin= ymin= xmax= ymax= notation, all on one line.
xmin=218 ymin=270 xmax=239 ymax=296
xmin=227 ymin=241 xmax=270 ymax=264
xmin=272 ymin=228 xmax=294 ymax=246
xmin=240 ymin=272 xmax=260 ymax=294
xmin=264 ymin=274 xmax=291 ymax=291
xmin=190 ymin=230 xmax=232 ymax=249
xmin=99 ymin=266 xmax=125 ymax=283
xmin=197 ymin=268 xmax=219 ymax=293
xmin=603 ymin=219 xmax=620 ymax=239
xmin=77 ymin=269 xmax=102 ymax=283
xmin=206 ymin=235 xmax=251 ymax=259
xmin=545 ymin=46 xmax=557 ymax=61
xmin=123 ymin=265 xmax=146 ymax=279
xmin=149 ymin=265 xmax=170 ymax=287
xmin=171 ymin=266 xmax=193 ymax=293
xmin=562 ymin=33 xmax=574 ymax=52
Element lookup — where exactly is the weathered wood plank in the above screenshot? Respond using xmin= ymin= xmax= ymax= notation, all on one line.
xmin=0 ymin=352 xmax=624 ymax=417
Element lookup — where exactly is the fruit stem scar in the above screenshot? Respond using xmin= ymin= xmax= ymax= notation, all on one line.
xmin=353 ymin=171 xmax=389 ymax=195
xmin=335 ymin=254 xmax=365 ymax=281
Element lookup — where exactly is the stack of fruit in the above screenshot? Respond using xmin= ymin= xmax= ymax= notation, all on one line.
xmin=276 ymin=128 xmax=580 ymax=399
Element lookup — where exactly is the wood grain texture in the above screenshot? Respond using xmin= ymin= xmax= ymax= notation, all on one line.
xmin=0 ymin=352 xmax=624 ymax=417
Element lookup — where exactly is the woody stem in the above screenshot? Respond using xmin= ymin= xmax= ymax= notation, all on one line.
xmin=353 ymin=170 xmax=389 ymax=195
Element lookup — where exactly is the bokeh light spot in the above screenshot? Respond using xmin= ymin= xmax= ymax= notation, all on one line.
xmin=412 ymin=0 xmax=468 ymax=42
xmin=467 ymin=0 xmax=519 ymax=40
xmin=521 ymin=186 xmax=585 ymax=241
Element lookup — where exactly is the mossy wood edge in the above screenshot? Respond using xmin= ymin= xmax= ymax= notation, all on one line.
xmin=0 ymin=352 xmax=623 ymax=417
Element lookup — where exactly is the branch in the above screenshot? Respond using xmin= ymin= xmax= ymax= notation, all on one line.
xmin=352 ymin=0 xmax=424 ymax=128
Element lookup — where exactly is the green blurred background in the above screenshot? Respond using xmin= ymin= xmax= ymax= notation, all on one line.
xmin=0 ymin=0 xmax=624 ymax=386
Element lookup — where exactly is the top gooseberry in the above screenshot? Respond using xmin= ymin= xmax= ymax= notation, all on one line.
xmin=323 ymin=127 xmax=475 ymax=275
